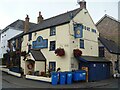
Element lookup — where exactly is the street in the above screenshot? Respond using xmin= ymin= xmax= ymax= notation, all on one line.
xmin=1 ymin=71 xmax=119 ymax=89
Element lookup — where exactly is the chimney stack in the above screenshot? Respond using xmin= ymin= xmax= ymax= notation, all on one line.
xmin=37 ymin=11 xmax=43 ymax=24
xmin=77 ymin=0 xmax=86 ymax=9
xmin=24 ymin=15 xmax=29 ymax=33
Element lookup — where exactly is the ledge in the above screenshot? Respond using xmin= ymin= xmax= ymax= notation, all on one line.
xmin=8 ymin=70 xmax=21 ymax=77
xmin=0 ymin=67 xmax=9 ymax=73
xmin=26 ymin=75 xmax=51 ymax=83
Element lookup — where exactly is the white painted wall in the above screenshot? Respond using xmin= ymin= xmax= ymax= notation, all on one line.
xmin=21 ymin=8 xmax=99 ymax=72
xmin=0 ymin=31 xmax=2 ymax=58
xmin=69 ymin=9 xmax=99 ymax=70
xmin=35 ymin=61 xmax=45 ymax=72
xmin=0 ymin=28 xmax=23 ymax=58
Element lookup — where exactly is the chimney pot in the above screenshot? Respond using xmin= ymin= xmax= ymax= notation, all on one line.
xmin=24 ymin=14 xmax=30 ymax=33
xmin=78 ymin=0 xmax=86 ymax=9
xmin=37 ymin=11 xmax=43 ymax=24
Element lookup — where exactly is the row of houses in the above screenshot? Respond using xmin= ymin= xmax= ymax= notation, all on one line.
xmin=0 ymin=0 xmax=120 ymax=81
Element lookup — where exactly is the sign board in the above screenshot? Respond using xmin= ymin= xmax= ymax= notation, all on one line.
xmin=32 ymin=36 xmax=48 ymax=49
xmin=74 ymin=24 xmax=83 ymax=38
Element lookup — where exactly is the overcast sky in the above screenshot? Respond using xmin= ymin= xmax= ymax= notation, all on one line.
xmin=0 ymin=0 xmax=119 ymax=29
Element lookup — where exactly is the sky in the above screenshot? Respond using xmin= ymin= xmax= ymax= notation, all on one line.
xmin=0 ymin=0 xmax=119 ymax=30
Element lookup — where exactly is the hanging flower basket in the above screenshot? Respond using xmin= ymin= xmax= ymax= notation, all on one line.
xmin=21 ymin=51 xmax=27 ymax=56
xmin=55 ymin=48 xmax=65 ymax=56
xmin=16 ymin=48 xmax=20 ymax=54
xmin=73 ymin=49 xmax=82 ymax=57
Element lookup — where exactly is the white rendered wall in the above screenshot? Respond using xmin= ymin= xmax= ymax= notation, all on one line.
xmin=0 ymin=28 xmax=23 ymax=58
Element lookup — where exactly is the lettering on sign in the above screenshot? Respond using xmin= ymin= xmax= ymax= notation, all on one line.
xmin=32 ymin=36 xmax=48 ymax=49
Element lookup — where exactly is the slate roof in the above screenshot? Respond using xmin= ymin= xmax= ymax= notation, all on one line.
xmin=8 ymin=8 xmax=81 ymax=40
xmin=96 ymin=14 xmax=120 ymax=26
xmin=2 ymin=19 xmax=37 ymax=33
xmin=8 ymin=32 xmax=24 ymax=41
xmin=99 ymin=36 xmax=120 ymax=55
xmin=30 ymin=49 xmax=46 ymax=61
xmin=29 ymin=8 xmax=82 ymax=33
xmin=78 ymin=56 xmax=110 ymax=63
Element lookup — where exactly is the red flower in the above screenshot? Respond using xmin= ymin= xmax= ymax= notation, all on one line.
xmin=73 ymin=49 xmax=82 ymax=57
xmin=55 ymin=48 xmax=65 ymax=56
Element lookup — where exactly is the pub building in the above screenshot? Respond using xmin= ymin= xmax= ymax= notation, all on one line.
xmin=8 ymin=0 xmax=111 ymax=81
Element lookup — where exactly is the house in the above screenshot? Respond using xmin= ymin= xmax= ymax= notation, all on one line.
xmin=96 ymin=15 xmax=120 ymax=74
xmin=8 ymin=0 xmax=111 ymax=81
xmin=98 ymin=36 xmax=120 ymax=74
xmin=0 ymin=30 xmax=2 ymax=58
xmin=96 ymin=14 xmax=120 ymax=46
xmin=0 ymin=19 xmax=37 ymax=59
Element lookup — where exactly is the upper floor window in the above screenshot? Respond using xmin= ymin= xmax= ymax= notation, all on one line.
xmin=50 ymin=41 xmax=56 ymax=51
xmin=99 ymin=46 xmax=104 ymax=57
xmin=50 ymin=27 xmax=56 ymax=36
xmin=28 ymin=33 xmax=32 ymax=41
xmin=80 ymin=39 xmax=84 ymax=49
xmin=92 ymin=29 xmax=96 ymax=33
xmin=87 ymin=27 xmax=90 ymax=31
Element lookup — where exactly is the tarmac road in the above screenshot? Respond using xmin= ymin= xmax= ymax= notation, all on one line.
xmin=1 ymin=71 xmax=119 ymax=89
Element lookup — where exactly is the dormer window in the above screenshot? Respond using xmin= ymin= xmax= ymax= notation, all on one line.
xmin=50 ymin=27 xmax=56 ymax=36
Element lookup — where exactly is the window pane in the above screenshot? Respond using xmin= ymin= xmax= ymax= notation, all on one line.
xmin=99 ymin=46 xmax=104 ymax=57
xmin=50 ymin=41 xmax=56 ymax=51
xmin=80 ymin=39 xmax=84 ymax=49
xmin=50 ymin=27 xmax=56 ymax=36
xmin=92 ymin=29 xmax=96 ymax=33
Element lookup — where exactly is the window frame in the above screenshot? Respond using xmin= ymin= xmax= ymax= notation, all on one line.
xmin=50 ymin=27 xmax=56 ymax=36
xmin=92 ymin=29 xmax=96 ymax=33
xmin=99 ymin=46 xmax=105 ymax=57
xmin=80 ymin=39 xmax=84 ymax=49
xmin=49 ymin=41 xmax=56 ymax=51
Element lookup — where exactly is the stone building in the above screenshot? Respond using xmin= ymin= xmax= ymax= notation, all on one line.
xmin=96 ymin=14 xmax=120 ymax=74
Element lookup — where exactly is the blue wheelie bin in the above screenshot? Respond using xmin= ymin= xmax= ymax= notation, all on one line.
xmin=51 ymin=72 xmax=59 ymax=85
xmin=73 ymin=70 xmax=86 ymax=81
xmin=78 ymin=70 xmax=86 ymax=81
xmin=66 ymin=72 xmax=73 ymax=84
xmin=59 ymin=72 xmax=66 ymax=85
xmin=73 ymin=71 xmax=79 ymax=81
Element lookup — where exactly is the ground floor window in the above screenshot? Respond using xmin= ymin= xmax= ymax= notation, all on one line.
xmin=49 ymin=62 xmax=56 ymax=71
xmin=115 ymin=61 xmax=118 ymax=70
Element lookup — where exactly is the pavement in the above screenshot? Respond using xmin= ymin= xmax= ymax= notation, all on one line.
xmin=1 ymin=71 xmax=119 ymax=89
